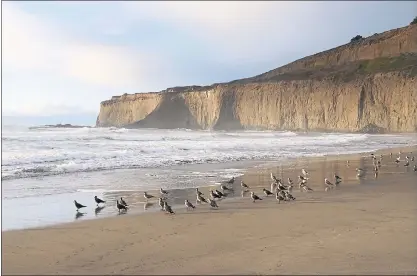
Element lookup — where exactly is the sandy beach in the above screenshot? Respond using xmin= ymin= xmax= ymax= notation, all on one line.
xmin=3 ymin=146 xmax=417 ymax=275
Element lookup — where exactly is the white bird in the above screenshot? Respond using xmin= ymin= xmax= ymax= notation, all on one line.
xmin=185 ymin=199 xmax=195 ymax=210
xmin=395 ymin=157 xmax=401 ymax=164
xmin=302 ymin=169 xmax=309 ymax=176
xmin=208 ymin=198 xmax=219 ymax=209
xmin=250 ymin=192 xmax=262 ymax=203
xmin=160 ymin=187 xmax=169 ymax=196
xmin=144 ymin=192 xmax=154 ymax=201
xmin=270 ymin=172 xmax=276 ymax=181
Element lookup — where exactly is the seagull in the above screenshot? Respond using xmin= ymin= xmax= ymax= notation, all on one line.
xmin=277 ymin=182 xmax=288 ymax=191
xmin=196 ymin=194 xmax=208 ymax=204
xmin=284 ymin=191 xmax=296 ymax=201
xmin=94 ymin=196 xmax=105 ymax=206
xmin=160 ymin=188 xmax=169 ymax=196
xmin=346 ymin=160 xmax=350 ymax=166
xmin=263 ymin=188 xmax=273 ymax=196
xmin=210 ymin=190 xmax=221 ymax=200
xmin=270 ymin=172 xmax=276 ymax=181
xmin=334 ymin=174 xmax=342 ymax=183
xmin=276 ymin=192 xmax=285 ymax=203
xmin=413 ymin=165 xmax=417 ymax=172
xmin=220 ymin=185 xmax=232 ymax=192
xmin=163 ymin=201 xmax=175 ymax=214
xmin=196 ymin=188 xmax=204 ymax=196
xmin=404 ymin=160 xmax=410 ymax=167
xmin=214 ymin=189 xmax=226 ymax=198
xmin=411 ymin=156 xmax=415 ymax=162
xmin=395 ymin=157 xmax=401 ymax=164
xmin=377 ymin=160 xmax=381 ymax=167
xmin=120 ymin=197 xmax=128 ymax=207
xmin=300 ymin=183 xmax=314 ymax=192
xmin=288 ymin=178 xmax=294 ymax=186
xmin=116 ymin=200 xmax=127 ymax=212
xmin=74 ymin=200 xmax=86 ymax=211
xmin=325 ymin=178 xmax=334 ymax=186
xmin=144 ymin=192 xmax=155 ymax=201
xmin=298 ymin=175 xmax=307 ymax=182
xmin=209 ymin=198 xmax=219 ymax=209
xmin=250 ymin=192 xmax=262 ymax=203
xmin=406 ymin=156 xmax=410 ymax=161
xmin=241 ymin=181 xmax=250 ymax=189
xmin=158 ymin=198 xmax=165 ymax=210
xmin=226 ymin=177 xmax=235 ymax=184
xmin=356 ymin=168 xmax=364 ymax=177
xmin=185 ymin=199 xmax=195 ymax=210
xmin=302 ymin=169 xmax=309 ymax=176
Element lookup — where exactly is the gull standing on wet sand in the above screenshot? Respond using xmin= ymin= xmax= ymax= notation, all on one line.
xmin=302 ymin=168 xmax=309 ymax=176
xmin=163 ymin=201 xmax=175 ymax=214
xmin=120 ymin=197 xmax=128 ymax=207
xmin=263 ymin=188 xmax=274 ymax=197
xmin=158 ymin=198 xmax=165 ymax=210
xmin=196 ymin=188 xmax=204 ymax=196
xmin=324 ymin=178 xmax=335 ymax=191
xmin=241 ymin=181 xmax=250 ymax=190
xmin=116 ymin=200 xmax=128 ymax=213
xmin=250 ymin=192 xmax=262 ymax=203
xmin=185 ymin=199 xmax=195 ymax=210
xmin=144 ymin=192 xmax=155 ymax=201
xmin=160 ymin=188 xmax=169 ymax=196
xmin=196 ymin=193 xmax=208 ymax=204
xmin=74 ymin=200 xmax=86 ymax=211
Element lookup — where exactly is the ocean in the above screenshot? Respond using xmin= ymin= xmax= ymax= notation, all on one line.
xmin=2 ymin=125 xmax=417 ymax=230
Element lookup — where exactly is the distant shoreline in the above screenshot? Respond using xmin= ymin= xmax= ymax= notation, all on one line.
xmin=28 ymin=123 xmax=93 ymax=129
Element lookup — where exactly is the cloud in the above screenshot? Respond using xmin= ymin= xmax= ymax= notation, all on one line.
xmin=2 ymin=2 xmax=166 ymax=90
xmin=122 ymin=1 xmax=324 ymax=62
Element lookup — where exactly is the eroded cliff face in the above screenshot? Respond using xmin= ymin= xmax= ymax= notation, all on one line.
xmin=97 ymin=24 xmax=417 ymax=133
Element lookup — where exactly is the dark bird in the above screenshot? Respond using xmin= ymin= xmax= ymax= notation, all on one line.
xmin=250 ymin=192 xmax=262 ymax=203
xmin=262 ymin=188 xmax=273 ymax=196
xmin=196 ymin=188 xmax=204 ymax=196
xmin=94 ymin=196 xmax=105 ymax=206
xmin=411 ymin=156 xmax=415 ymax=162
xmin=210 ymin=190 xmax=221 ymax=199
xmin=160 ymin=188 xmax=169 ymax=196
xmin=334 ymin=174 xmax=342 ymax=184
xmin=74 ymin=200 xmax=86 ymax=211
xmin=144 ymin=192 xmax=155 ymax=201
xmin=404 ymin=160 xmax=410 ymax=167
xmin=163 ymin=202 xmax=175 ymax=214
xmin=241 ymin=181 xmax=250 ymax=189
xmin=220 ymin=185 xmax=232 ymax=192
xmin=284 ymin=191 xmax=296 ymax=201
xmin=214 ymin=189 xmax=226 ymax=198
xmin=116 ymin=200 xmax=127 ymax=212
xmin=120 ymin=197 xmax=128 ymax=207
xmin=185 ymin=199 xmax=195 ymax=210
xmin=226 ymin=177 xmax=235 ymax=184
xmin=197 ymin=194 xmax=208 ymax=204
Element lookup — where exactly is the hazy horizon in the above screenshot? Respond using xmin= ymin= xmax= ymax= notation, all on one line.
xmin=2 ymin=1 xmax=416 ymax=125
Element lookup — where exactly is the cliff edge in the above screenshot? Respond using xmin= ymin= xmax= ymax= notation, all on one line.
xmin=97 ymin=24 xmax=417 ymax=133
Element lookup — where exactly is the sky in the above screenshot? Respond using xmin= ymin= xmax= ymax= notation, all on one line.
xmin=2 ymin=1 xmax=416 ymax=125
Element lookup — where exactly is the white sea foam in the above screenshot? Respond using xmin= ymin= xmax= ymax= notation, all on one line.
xmin=2 ymin=126 xmax=416 ymax=180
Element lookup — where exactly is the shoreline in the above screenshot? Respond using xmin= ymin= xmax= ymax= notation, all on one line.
xmin=3 ymin=145 xmax=417 ymax=274
xmin=2 ymin=144 xmax=416 ymax=232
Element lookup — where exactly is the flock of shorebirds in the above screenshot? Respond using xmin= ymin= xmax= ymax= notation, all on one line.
xmin=73 ymin=150 xmax=416 ymax=216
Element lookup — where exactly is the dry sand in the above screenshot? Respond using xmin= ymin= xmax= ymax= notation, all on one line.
xmin=3 ymin=146 xmax=417 ymax=275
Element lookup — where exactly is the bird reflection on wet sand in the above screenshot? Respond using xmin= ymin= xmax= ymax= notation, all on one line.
xmin=75 ymin=211 xmax=86 ymax=220
xmin=95 ymin=206 xmax=105 ymax=216
xmin=144 ymin=202 xmax=154 ymax=210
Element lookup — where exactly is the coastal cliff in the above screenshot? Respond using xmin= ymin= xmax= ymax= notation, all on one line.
xmin=97 ymin=24 xmax=417 ymax=133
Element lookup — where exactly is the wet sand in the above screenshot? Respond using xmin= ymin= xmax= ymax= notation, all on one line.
xmin=3 ymin=146 xmax=417 ymax=275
